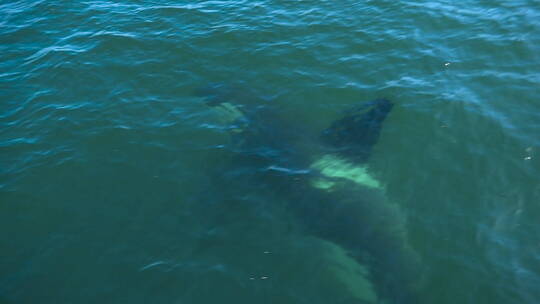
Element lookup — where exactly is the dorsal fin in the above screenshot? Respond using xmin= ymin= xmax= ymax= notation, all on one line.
xmin=320 ymin=98 xmax=393 ymax=163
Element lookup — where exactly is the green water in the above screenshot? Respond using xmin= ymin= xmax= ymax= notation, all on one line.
xmin=1 ymin=1 xmax=539 ymax=303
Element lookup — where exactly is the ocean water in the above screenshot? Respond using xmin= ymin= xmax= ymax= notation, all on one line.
xmin=1 ymin=0 xmax=539 ymax=303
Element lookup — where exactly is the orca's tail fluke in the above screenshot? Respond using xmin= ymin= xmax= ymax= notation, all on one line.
xmin=320 ymin=98 xmax=394 ymax=163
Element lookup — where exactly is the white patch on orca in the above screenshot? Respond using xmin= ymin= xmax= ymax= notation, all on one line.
xmin=315 ymin=238 xmax=379 ymax=303
xmin=211 ymin=102 xmax=247 ymax=133
xmin=310 ymin=154 xmax=382 ymax=190
xmin=215 ymin=102 xmax=245 ymax=124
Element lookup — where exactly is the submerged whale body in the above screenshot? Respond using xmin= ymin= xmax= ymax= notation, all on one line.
xmin=198 ymin=86 xmax=423 ymax=303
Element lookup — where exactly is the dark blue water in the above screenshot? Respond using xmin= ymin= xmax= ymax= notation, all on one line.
xmin=1 ymin=1 xmax=539 ymax=303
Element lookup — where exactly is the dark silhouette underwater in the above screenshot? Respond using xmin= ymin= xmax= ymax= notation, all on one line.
xmin=195 ymin=84 xmax=425 ymax=304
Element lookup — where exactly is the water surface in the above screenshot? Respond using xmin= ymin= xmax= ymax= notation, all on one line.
xmin=1 ymin=0 xmax=539 ymax=303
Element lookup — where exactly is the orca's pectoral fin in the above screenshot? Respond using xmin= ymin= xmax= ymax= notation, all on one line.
xmin=320 ymin=98 xmax=394 ymax=162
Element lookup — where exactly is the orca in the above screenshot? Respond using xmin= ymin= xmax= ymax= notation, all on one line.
xmin=197 ymin=85 xmax=424 ymax=303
